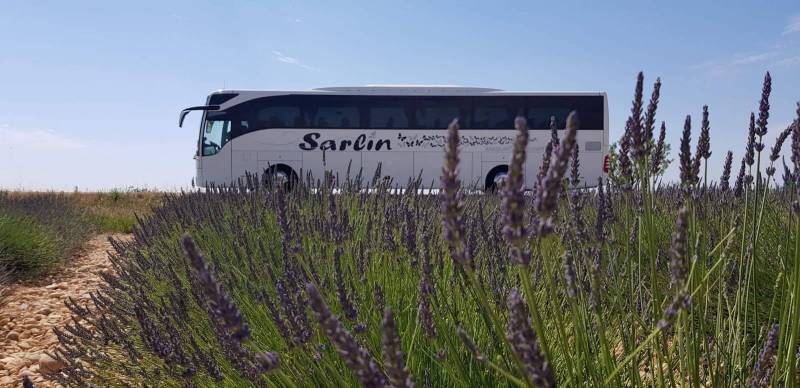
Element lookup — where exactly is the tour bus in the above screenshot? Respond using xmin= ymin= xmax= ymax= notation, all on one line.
xmin=179 ymin=86 xmax=608 ymax=189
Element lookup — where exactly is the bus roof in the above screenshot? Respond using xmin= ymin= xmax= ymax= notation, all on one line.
xmin=203 ymin=87 xmax=607 ymax=111
xmin=209 ymin=86 xmax=606 ymax=97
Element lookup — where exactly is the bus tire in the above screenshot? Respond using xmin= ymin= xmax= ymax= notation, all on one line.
xmin=265 ymin=164 xmax=298 ymax=190
xmin=485 ymin=165 xmax=509 ymax=192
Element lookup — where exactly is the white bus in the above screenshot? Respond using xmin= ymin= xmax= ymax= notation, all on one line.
xmin=179 ymin=86 xmax=608 ymax=189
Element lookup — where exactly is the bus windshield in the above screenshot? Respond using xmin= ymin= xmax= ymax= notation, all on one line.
xmin=201 ymin=111 xmax=231 ymax=156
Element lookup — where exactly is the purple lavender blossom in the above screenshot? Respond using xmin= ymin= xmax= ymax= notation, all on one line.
xmin=734 ymin=158 xmax=747 ymax=197
xmin=536 ymin=111 xmax=579 ymax=235
xmin=679 ymin=115 xmax=696 ymax=187
xmin=643 ymin=77 xmax=662 ymax=154
xmin=549 ymin=116 xmax=559 ymax=149
xmin=629 ymin=72 xmax=646 ymax=161
xmin=695 ymin=106 xmax=712 ymax=182
xmin=506 ymin=288 xmax=555 ymax=387
xmin=720 ymin=151 xmax=733 ymax=192
xmin=503 ymin=117 xmax=531 ymax=265
xmin=746 ymin=113 xmax=756 ymax=166
xmin=570 ymin=143 xmax=581 ymax=187
xmin=755 ymin=72 xmax=772 ymax=138
xmin=306 ymin=283 xmax=387 ymax=387
xmin=669 ymin=207 xmax=689 ymax=289
xmin=618 ymin=124 xmax=633 ymax=189
xmin=382 ymin=308 xmax=415 ymax=388
xmin=651 ymin=121 xmax=667 ymax=176
xmin=770 ymin=124 xmax=792 ymax=163
xmin=441 ymin=119 xmax=472 ymax=268
xmin=747 ymin=323 xmax=779 ymax=388
xmin=792 ymin=103 xmax=800 ymax=174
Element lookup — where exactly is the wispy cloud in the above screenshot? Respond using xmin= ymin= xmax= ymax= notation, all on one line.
xmin=0 ymin=125 xmax=84 ymax=149
xmin=784 ymin=15 xmax=800 ymax=35
xmin=271 ymin=50 xmax=317 ymax=71
xmin=690 ymin=50 xmax=780 ymax=75
xmin=776 ymin=55 xmax=800 ymax=67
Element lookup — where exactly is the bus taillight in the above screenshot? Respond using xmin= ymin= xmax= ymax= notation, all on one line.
xmin=603 ymin=154 xmax=609 ymax=173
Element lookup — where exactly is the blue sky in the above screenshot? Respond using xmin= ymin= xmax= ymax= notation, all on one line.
xmin=1 ymin=1 xmax=799 ymax=190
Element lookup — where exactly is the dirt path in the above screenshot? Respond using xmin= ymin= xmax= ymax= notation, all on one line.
xmin=0 ymin=233 xmax=130 ymax=387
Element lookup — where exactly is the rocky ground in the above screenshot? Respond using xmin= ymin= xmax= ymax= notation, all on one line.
xmin=0 ymin=233 xmax=129 ymax=388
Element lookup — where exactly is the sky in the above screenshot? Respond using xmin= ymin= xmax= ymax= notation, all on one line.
xmin=1 ymin=1 xmax=799 ymax=191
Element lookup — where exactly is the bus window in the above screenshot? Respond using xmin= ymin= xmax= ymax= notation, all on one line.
xmin=527 ymin=96 xmax=604 ymax=129
xmin=309 ymin=105 xmax=360 ymax=128
xmin=527 ymin=106 xmax=571 ymax=129
xmin=256 ymin=106 xmax=305 ymax=128
xmin=202 ymin=114 xmax=231 ymax=156
xmin=367 ymin=98 xmax=410 ymax=129
xmin=414 ymin=98 xmax=470 ymax=129
xmin=474 ymin=97 xmax=523 ymax=129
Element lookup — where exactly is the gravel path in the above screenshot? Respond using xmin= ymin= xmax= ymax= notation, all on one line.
xmin=0 ymin=233 xmax=129 ymax=387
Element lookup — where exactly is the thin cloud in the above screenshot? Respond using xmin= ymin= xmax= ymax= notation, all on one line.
xmin=784 ymin=15 xmax=800 ymax=35
xmin=0 ymin=125 xmax=84 ymax=149
xmin=691 ymin=50 xmax=780 ymax=75
xmin=776 ymin=55 xmax=800 ymax=66
xmin=271 ymin=50 xmax=318 ymax=71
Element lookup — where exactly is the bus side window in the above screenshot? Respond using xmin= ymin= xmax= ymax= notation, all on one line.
xmin=368 ymin=103 xmax=410 ymax=129
xmin=414 ymin=98 xmax=468 ymax=129
xmin=257 ymin=106 xmax=303 ymax=128
xmin=312 ymin=106 xmax=360 ymax=128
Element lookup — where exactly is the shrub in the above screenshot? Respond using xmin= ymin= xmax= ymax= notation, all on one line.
xmin=0 ymin=192 xmax=94 ymax=278
xmin=43 ymin=72 xmax=800 ymax=387
xmin=0 ymin=211 xmax=58 ymax=276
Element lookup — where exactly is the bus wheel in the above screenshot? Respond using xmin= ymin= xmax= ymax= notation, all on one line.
xmin=485 ymin=165 xmax=509 ymax=192
xmin=265 ymin=164 xmax=298 ymax=190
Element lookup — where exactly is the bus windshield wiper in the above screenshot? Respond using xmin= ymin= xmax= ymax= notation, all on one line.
xmin=179 ymin=105 xmax=220 ymax=127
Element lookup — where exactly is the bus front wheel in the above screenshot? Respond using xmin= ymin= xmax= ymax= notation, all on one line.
xmin=264 ymin=164 xmax=298 ymax=190
xmin=485 ymin=165 xmax=509 ymax=192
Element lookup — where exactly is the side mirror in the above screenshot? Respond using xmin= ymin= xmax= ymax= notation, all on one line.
xmin=179 ymin=105 xmax=220 ymax=127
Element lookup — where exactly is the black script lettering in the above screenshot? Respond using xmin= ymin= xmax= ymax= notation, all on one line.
xmin=320 ymin=139 xmax=337 ymax=151
xmin=354 ymin=134 xmax=367 ymax=151
xmin=299 ymin=133 xmax=320 ymax=150
xmin=375 ymin=139 xmax=391 ymax=150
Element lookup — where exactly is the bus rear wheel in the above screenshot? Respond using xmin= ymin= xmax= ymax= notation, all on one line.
xmin=264 ymin=164 xmax=298 ymax=190
xmin=485 ymin=165 xmax=509 ymax=192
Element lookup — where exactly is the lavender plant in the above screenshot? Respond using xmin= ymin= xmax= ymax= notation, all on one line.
xmin=41 ymin=73 xmax=800 ymax=388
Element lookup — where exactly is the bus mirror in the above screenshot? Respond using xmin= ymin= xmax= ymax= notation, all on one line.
xmin=179 ymin=105 xmax=220 ymax=127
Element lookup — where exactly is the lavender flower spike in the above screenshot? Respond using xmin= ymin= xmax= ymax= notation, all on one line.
xmin=307 ymin=283 xmax=387 ymax=387
xmin=536 ymin=111 xmax=579 ymax=235
xmin=679 ymin=115 xmax=695 ymax=187
xmin=769 ymin=124 xmax=792 ymax=163
xmin=651 ymin=121 xmax=667 ymax=175
xmin=549 ymin=116 xmax=559 ymax=148
xmin=441 ymin=118 xmax=471 ymax=268
xmin=569 ymin=143 xmax=581 ymax=187
xmin=182 ymin=235 xmax=250 ymax=342
xmin=747 ymin=323 xmax=779 ymax=388
xmin=503 ymin=117 xmax=531 ymax=265
xmin=734 ymin=158 xmax=746 ymax=197
xmin=382 ymin=308 xmax=415 ymax=388
xmin=669 ymin=207 xmax=690 ymax=289
xmin=697 ymin=105 xmax=712 ymax=161
xmin=720 ymin=151 xmax=733 ymax=192
xmin=755 ymin=72 xmax=772 ymax=138
xmin=746 ymin=113 xmax=756 ymax=166
xmin=629 ymin=72 xmax=646 ymax=161
xmin=643 ymin=77 xmax=662 ymax=154
xmin=506 ymin=288 xmax=555 ymax=388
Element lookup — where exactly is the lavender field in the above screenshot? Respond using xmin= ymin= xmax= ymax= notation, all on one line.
xmin=42 ymin=74 xmax=800 ymax=387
